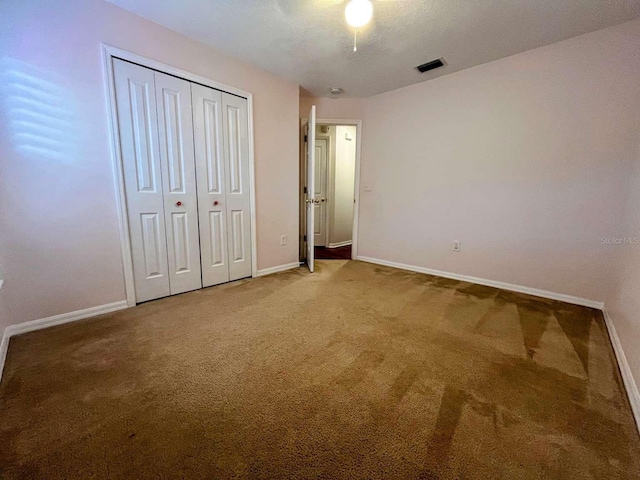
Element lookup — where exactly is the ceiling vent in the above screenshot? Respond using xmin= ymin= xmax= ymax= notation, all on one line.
xmin=416 ymin=58 xmax=445 ymax=73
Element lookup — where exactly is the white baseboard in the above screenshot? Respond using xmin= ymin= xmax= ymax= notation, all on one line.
xmin=255 ymin=262 xmax=301 ymax=277
xmin=328 ymin=241 xmax=352 ymax=249
xmin=356 ymin=256 xmax=604 ymax=309
xmin=0 ymin=300 xmax=128 ymax=383
xmin=0 ymin=333 xmax=9 ymax=386
xmin=602 ymin=308 xmax=640 ymax=432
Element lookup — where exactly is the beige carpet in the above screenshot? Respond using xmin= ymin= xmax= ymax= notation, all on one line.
xmin=1 ymin=260 xmax=638 ymax=479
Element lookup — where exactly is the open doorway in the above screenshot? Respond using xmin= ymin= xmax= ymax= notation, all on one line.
xmin=299 ymin=117 xmax=361 ymax=267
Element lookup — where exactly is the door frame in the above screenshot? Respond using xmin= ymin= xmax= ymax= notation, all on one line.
xmin=299 ymin=117 xmax=362 ymax=261
xmin=101 ymin=44 xmax=258 ymax=307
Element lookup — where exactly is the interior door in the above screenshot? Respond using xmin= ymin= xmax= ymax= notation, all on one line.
xmin=222 ymin=92 xmax=252 ymax=281
xmin=191 ymin=83 xmax=229 ymax=287
xmin=306 ymin=105 xmax=316 ymax=272
xmin=113 ymin=59 xmax=170 ymax=303
xmin=314 ymin=138 xmax=328 ymax=247
xmin=154 ymin=71 xmax=202 ymax=295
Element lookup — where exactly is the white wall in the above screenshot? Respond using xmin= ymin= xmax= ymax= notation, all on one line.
xmin=605 ymin=138 xmax=640 ymax=409
xmin=358 ymin=18 xmax=640 ymax=304
xmin=300 ymin=95 xmax=366 ymax=121
xmin=0 ymin=0 xmax=300 ymax=331
xmin=330 ymin=126 xmax=357 ymax=246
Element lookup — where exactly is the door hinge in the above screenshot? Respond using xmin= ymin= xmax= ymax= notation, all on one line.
xmin=303 ymin=186 xmax=307 ymax=194
xmin=304 ymin=235 xmax=307 ymax=242
xmin=304 ymin=134 xmax=308 ymax=142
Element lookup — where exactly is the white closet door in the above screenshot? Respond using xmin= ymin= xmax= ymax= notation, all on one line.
xmin=113 ymin=59 xmax=170 ymax=303
xmin=191 ymin=84 xmax=229 ymax=287
xmin=222 ymin=93 xmax=252 ymax=281
xmin=154 ymin=72 xmax=202 ymax=295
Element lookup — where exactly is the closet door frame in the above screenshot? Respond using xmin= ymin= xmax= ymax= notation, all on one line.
xmin=102 ymin=44 xmax=258 ymax=307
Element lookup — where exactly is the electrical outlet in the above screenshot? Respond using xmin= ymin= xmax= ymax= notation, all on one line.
xmin=280 ymin=235 xmax=287 ymax=246
xmin=452 ymin=240 xmax=461 ymax=252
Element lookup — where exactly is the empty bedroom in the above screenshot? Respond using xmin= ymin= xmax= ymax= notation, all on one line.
xmin=1 ymin=0 xmax=640 ymax=478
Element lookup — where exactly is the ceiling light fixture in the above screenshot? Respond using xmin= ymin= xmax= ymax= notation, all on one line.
xmin=330 ymin=88 xmax=343 ymax=95
xmin=345 ymin=0 xmax=373 ymax=52
xmin=345 ymin=0 xmax=373 ymax=28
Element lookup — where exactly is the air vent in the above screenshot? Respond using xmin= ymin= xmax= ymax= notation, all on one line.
xmin=416 ymin=58 xmax=445 ymax=73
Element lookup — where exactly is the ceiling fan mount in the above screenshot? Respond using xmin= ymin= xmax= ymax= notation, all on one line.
xmin=345 ymin=0 xmax=373 ymax=51
xmin=278 ymin=0 xmax=408 ymax=52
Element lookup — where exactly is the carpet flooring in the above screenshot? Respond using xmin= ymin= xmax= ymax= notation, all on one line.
xmin=0 ymin=260 xmax=638 ymax=479
xmin=315 ymin=245 xmax=352 ymax=260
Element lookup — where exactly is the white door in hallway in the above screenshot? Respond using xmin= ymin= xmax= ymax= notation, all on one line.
xmin=314 ymin=138 xmax=328 ymax=247
xmin=113 ymin=59 xmax=171 ymax=303
xmin=306 ymin=105 xmax=316 ymax=273
xmin=154 ymin=71 xmax=202 ymax=295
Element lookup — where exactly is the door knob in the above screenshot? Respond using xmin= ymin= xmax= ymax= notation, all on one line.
xmin=176 ymin=201 xmax=182 ymax=207
xmin=213 ymin=201 xmax=219 ymax=206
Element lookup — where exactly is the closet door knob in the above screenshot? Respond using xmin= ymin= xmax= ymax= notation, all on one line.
xmin=176 ymin=201 xmax=182 ymax=207
xmin=213 ymin=201 xmax=219 ymax=206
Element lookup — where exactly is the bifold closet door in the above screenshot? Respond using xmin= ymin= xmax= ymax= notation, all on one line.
xmin=154 ymin=71 xmax=202 ymax=296
xmin=222 ymin=94 xmax=252 ymax=281
xmin=192 ymin=84 xmax=229 ymax=287
xmin=114 ymin=59 xmax=202 ymax=302
xmin=113 ymin=59 xmax=170 ymax=303
xmin=192 ymin=85 xmax=252 ymax=285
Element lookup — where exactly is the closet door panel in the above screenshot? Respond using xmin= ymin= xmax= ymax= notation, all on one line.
xmin=113 ymin=59 xmax=170 ymax=303
xmin=154 ymin=71 xmax=202 ymax=295
xmin=140 ymin=213 xmax=165 ymax=277
xmin=222 ymin=93 xmax=252 ymax=281
xmin=230 ymin=209 xmax=246 ymax=262
xmin=192 ymin=84 xmax=230 ymax=287
xmin=208 ymin=211 xmax=226 ymax=267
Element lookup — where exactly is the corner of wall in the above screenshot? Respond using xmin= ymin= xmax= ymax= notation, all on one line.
xmin=602 ymin=307 xmax=640 ymax=432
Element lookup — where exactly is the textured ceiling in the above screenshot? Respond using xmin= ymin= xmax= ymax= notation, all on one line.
xmin=106 ymin=0 xmax=640 ymax=97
